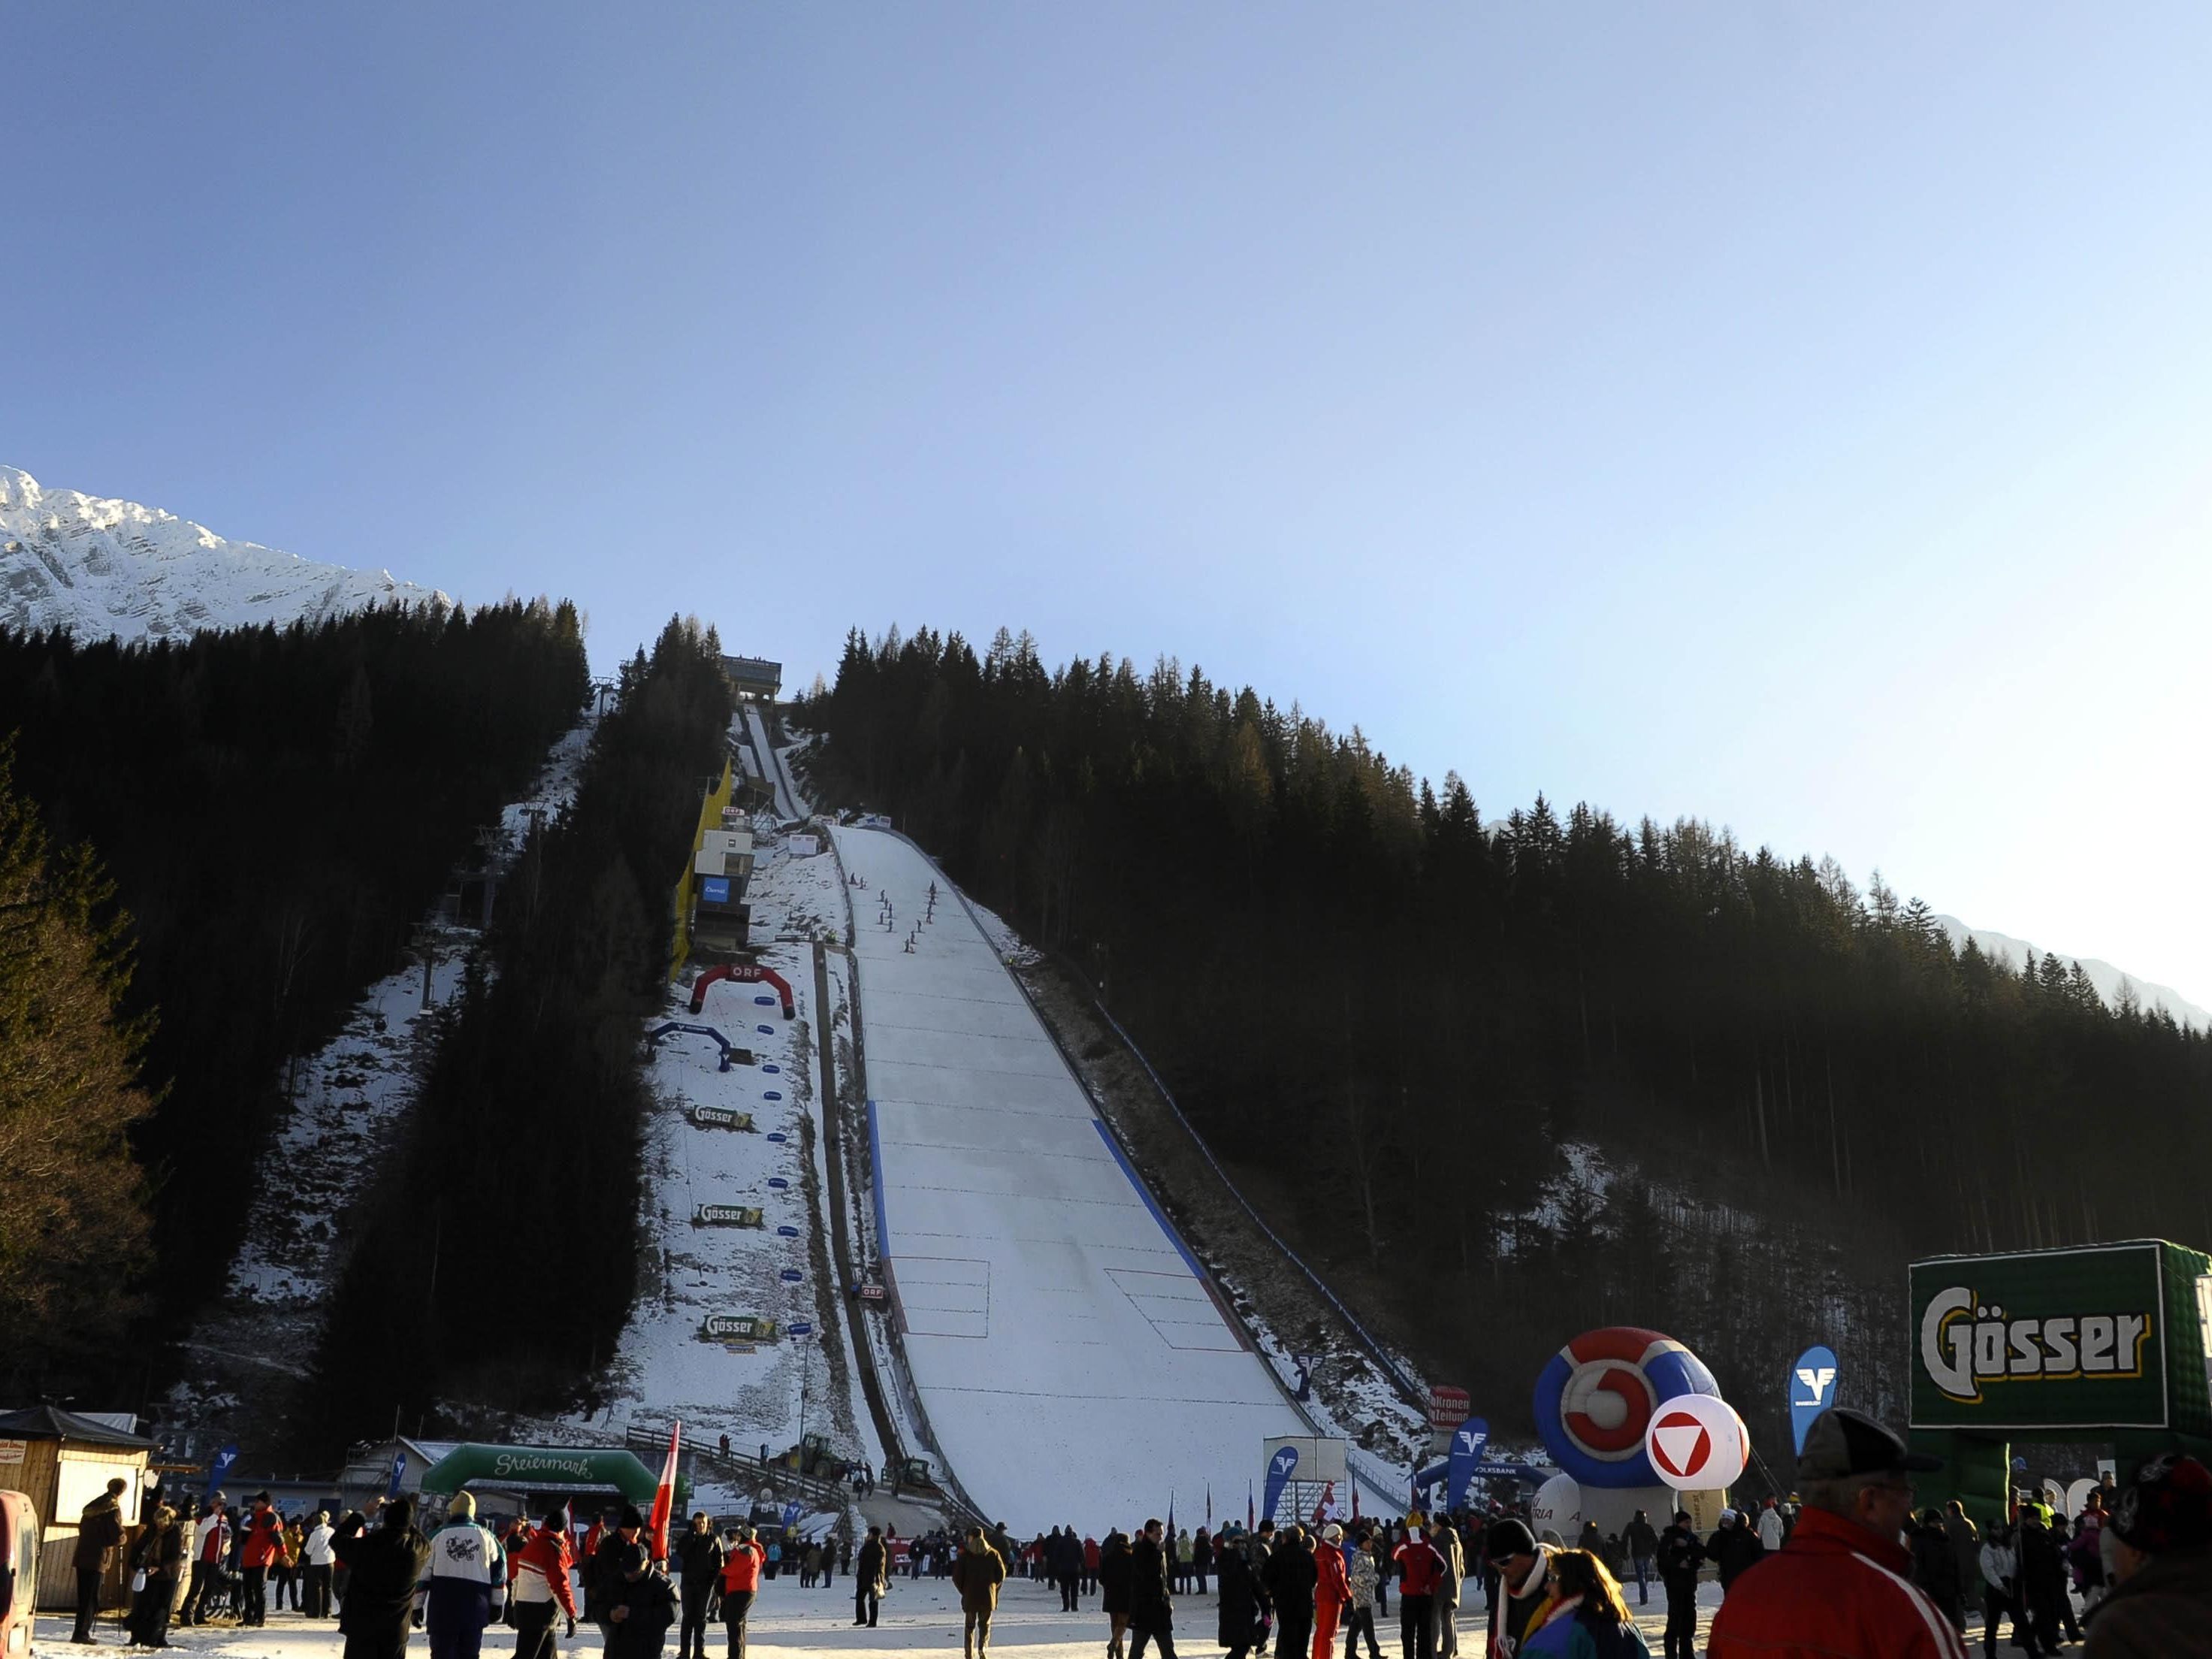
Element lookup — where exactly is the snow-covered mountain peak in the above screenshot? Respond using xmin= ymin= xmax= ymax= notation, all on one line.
xmin=0 ymin=466 xmax=447 ymax=643
xmin=1935 ymin=915 xmax=2208 ymax=1031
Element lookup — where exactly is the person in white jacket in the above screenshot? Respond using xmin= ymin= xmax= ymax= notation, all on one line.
xmin=302 ymin=1509 xmax=337 ymax=1618
xmin=1978 ymin=1512 xmax=2027 ymax=1654
xmin=1755 ymin=1500 xmax=1786 ymax=1554
xmin=415 ymin=1491 xmax=506 ymax=1659
xmin=183 ymin=1496 xmax=231 ymax=1626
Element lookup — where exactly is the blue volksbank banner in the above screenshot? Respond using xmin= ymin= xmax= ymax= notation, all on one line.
xmin=1261 ymin=1445 xmax=1299 ymax=1524
xmin=1789 ymin=1346 xmax=1841 ymax=1455
xmin=1446 ymin=1417 xmax=1489 ymax=1512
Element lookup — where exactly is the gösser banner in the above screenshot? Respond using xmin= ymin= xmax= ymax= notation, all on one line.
xmin=1908 ymin=1241 xmax=2202 ymax=1431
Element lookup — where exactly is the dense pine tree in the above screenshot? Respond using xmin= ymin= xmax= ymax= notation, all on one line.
xmin=0 ymin=748 xmax=155 ymax=1376
xmin=0 ymin=599 xmax=591 ymax=1383
xmin=802 ymin=626 xmax=2212 ymax=1444
xmin=311 ymin=616 xmax=733 ymax=1446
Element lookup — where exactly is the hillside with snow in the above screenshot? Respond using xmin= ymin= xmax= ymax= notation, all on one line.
xmin=0 ymin=466 xmax=443 ymax=642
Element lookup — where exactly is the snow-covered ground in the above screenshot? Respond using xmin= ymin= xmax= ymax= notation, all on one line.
xmin=831 ymin=824 xmax=1307 ymax=1535
xmin=0 ymin=464 xmax=445 ymax=642
xmin=36 ymin=1564 xmax=1726 ymax=1656
xmin=539 ymin=799 xmax=877 ymax=1512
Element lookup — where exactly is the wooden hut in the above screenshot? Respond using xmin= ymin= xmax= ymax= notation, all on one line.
xmin=0 ymin=1406 xmax=152 ymax=1610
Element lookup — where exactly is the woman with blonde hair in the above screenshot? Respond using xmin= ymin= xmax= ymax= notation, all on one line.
xmin=1518 ymin=1549 xmax=1649 ymax=1658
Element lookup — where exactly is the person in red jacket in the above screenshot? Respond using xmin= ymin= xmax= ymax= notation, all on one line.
xmin=1708 ymin=1407 xmax=1969 ymax=1659
xmin=1392 ymin=1522 xmax=1444 ymax=1659
xmin=511 ymin=1505 xmax=579 ymax=1659
xmin=721 ymin=1526 xmax=767 ymax=1659
xmin=1312 ymin=1525 xmax=1350 ymax=1659
xmin=238 ymin=1492 xmax=285 ymax=1628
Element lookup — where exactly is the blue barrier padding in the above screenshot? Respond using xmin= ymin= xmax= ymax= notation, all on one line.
xmin=1090 ymin=1120 xmax=1208 ymax=1282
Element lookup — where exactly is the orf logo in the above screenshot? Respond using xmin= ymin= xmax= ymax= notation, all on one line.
xmin=1533 ymin=1325 xmax=1721 ymax=1488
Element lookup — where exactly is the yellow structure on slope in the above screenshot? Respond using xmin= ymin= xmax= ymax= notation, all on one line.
xmin=669 ymin=757 xmax=735 ymax=980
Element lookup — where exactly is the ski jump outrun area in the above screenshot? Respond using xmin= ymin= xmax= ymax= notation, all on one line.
xmin=831 ymin=824 xmax=1308 ymax=1531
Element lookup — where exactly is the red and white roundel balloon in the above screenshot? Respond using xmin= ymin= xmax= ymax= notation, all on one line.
xmin=1643 ymin=1392 xmax=1750 ymax=1491
xmin=1533 ymin=1325 xmax=1721 ymax=1487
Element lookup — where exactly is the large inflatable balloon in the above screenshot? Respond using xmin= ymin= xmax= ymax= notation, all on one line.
xmin=1532 ymin=1326 xmax=1723 ymax=1488
xmin=1529 ymin=1473 xmax=1581 ymax=1543
xmin=1643 ymin=1393 xmax=1750 ymax=1491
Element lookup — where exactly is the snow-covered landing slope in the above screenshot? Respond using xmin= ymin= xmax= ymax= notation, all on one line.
xmin=833 ymin=825 xmax=1307 ymax=1534
xmin=0 ymin=466 xmax=443 ymax=642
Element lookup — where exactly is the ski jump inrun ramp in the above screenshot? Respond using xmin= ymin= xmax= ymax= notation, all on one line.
xmin=831 ymin=825 xmax=1306 ymax=1531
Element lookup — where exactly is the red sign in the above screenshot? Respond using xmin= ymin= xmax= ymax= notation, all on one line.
xmin=1648 ymin=1410 xmax=1714 ymax=1482
xmin=1428 ymin=1386 xmax=1471 ymax=1430
xmin=1641 ymin=1392 xmax=1748 ymax=1490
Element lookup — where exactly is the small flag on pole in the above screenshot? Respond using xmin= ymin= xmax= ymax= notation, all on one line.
xmin=1206 ymin=1483 xmax=1213 ymax=1528
xmin=648 ymin=1420 xmax=681 ymax=1562
xmin=1247 ymin=1480 xmax=1255 ymax=1533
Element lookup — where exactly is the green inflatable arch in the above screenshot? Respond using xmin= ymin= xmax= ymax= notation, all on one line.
xmin=418 ymin=1444 xmax=669 ymax=1505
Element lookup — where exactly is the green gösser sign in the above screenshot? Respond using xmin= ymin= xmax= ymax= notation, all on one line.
xmin=1910 ymin=1241 xmax=2211 ymax=1432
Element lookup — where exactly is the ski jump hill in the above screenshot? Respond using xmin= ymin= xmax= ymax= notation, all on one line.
xmin=832 ymin=823 xmax=1310 ymax=1530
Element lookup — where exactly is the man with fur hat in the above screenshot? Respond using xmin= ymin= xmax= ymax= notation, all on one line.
xmin=590 ymin=1506 xmax=648 ymax=1647
xmin=605 ymin=1541 xmax=678 ymax=1659
xmin=414 ymin=1491 xmax=505 ymax=1659
xmin=2086 ymin=1452 xmax=2212 ymax=1655
xmin=1706 ymin=1407 xmax=1966 ymax=1657
xmin=333 ymin=1495 xmax=433 ymax=1659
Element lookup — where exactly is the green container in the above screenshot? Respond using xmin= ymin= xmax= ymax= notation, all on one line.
xmin=1908 ymin=1240 xmax=2212 ymax=1434
xmin=1904 ymin=1240 xmax=2212 ymax=1525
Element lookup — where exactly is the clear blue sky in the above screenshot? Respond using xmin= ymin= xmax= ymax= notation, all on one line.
xmin=9 ymin=3 xmax=2210 ymax=1005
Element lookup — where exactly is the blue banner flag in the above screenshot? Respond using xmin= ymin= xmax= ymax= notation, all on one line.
xmin=1261 ymin=1446 xmax=1299 ymax=1525
xmin=1789 ymin=1345 xmax=1842 ymax=1455
xmin=205 ymin=1443 xmax=237 ymax=1498
xmin=781 ymin=1500 xmax=802 ymax=1531
xmin=1446 ymin=1416 xmax=1490 ymax=1512
xmin=385 ymin=1450 xmax=408 ymax=1500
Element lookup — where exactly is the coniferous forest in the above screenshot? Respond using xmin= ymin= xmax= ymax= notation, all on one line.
xmin=802 ymin=627 xmax=2212 ymax=1448
xmin=312 ymin=617 xmax=732 ymax=1446
xmin=0 ymin=601 xmax=591 ymax=1394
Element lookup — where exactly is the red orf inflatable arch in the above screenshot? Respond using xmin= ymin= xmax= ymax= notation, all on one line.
xmin=690 ymin=962 xmax=795 ymax=1020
